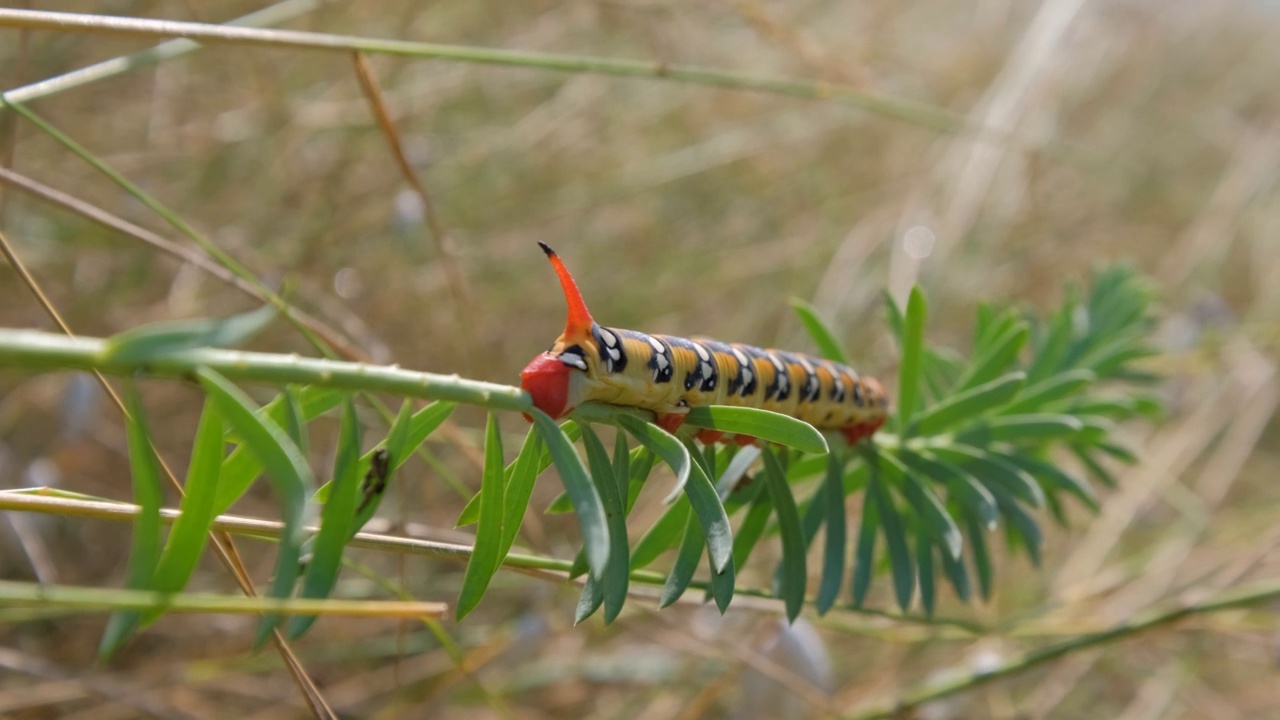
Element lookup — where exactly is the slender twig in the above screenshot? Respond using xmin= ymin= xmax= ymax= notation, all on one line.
xmin=0 ymin=489 xmax=983 ymax=633
xmin=838 ymin=584 xmax=1280 ymax=720
xmin=0 ymin=0 xmax=335 ymax=106
xmin=0 ymin=329 xmax=530 ymax=411
xmin=0 ymin=580 xmax=447 ymax=618
xmin=0 ymin=8 xmax=982 ymax=140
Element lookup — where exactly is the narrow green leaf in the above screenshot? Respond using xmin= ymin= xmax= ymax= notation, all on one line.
xmin=326 ymin=399 xmax=453 ymax=526
xmin=1095 ymin=441 xmax=1138 ymax=465
xmin=296 ymin=386 xmax=344 ymax=422
xmin=870 ymin=459 xmax=914 ymax=611
xmin=816 ymin=452 xmax=847 ymax=615
xmin=910 ymin=372 xmax=1025 ymax=436
xmin=892 ymin=461 xmax=963 ymax=559
xmin=398 ymin=401 xmax=456 ymax=469
xmin=497 ymin=429 xmax=545 ymax=560
xmin=632 ymin=498 xmax=691 ymax=570
xmin=529 ymin=408 xmax=610 ymax=580
xmin=955 ymin=414 xmax=1084 ymax=444
xmin=964 ymin=512 xmax=993 ymax=601
xmin=900 ymin=450 xmax=998 ymax=529
xmin=102 ymin=304 xmax=276 ymax=364
xmin=99 ymin=386 xmax=165 ymax=658
xmin=731 ymin=480 xmax=772 ymax=570
xmin=144 ymin=400 xmax=223 ymax=626
xmin=998 ymin=496 xmax=1043 ymax=566
xmin=1071 ymin=445 xmax=1119 ymax=489
xmin=921 ymin=346 xmax=966 ymax=402
xmin=213 ymin=390 xmax=321 ymax=516
xmin=882 ymin=290 xmax=905 ymax=341
xmin=897 ymin=286 xmax=928 ymax=432
xmin=659 ymin=514 xmax=704 ymax=608
xmin=456 ymin=414 xmax=506 ymax=621
xmin=938 ymin=530 xmax=971 ymax=602
xmin=915 ymin=525 xmax=936 ymax=617
xmin=382 ymin=399 xmax=415 ymax=473
xmin=1027 ymin=301 xmax=1075 ymax=383
xmin=707 ymin=547 xmax=736 ymax=613
xmin=612 ymin=430 xmax=631 ymax=502
xmin=790 ymin=297 xmax=851 ymax=364
xmin=762 ymin=449 xmax=806 ymax=622
xmin=998 ymin=369 xmax=1095 ymax=416
xmin=720 ymin=445 xmax=762 ymax=499
xmin=680 ymin=439 xmax=734 ymax=574
xmin=460 ymin=419 xmax=554 ymax=526
xmin=196 ymin=367 xmax=312 ymax=646
xmin=850 ymin=483 xmax=879 ymax=608
xmin=575 ymin=575 xmax=604 ymax=625
xmin=625 ymin=447 xmax=656 ymax=514
xmin=544 ymin=493 xmax=575 ymax=514
xmin=932 ymin=445 xmax=1045 ymax=508
xmin=618 ymin=414 xmax=691 ymax=502
xmin=785 ymin=453 xmax=827 ymax=483
xmin=288 ymin=395 xmax=362 ymax=638
xmin=1001 ymin=451 xmax=1098 ymax=511
xmin=954 ymin=323 xmax=1029 ymax=394
xmin=683 ymin=406 xmax=827 ymax=455
xmin=321 ymin=400 xmax=418 ymax=523
xmin=280 ymin=385 xmax=308 ymax=456
xmin=580 ymin=425 xmax=630 ymax=624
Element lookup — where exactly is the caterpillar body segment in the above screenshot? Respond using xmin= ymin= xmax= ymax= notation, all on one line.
xmin=519 ymin=244 xmax=889 ymax=446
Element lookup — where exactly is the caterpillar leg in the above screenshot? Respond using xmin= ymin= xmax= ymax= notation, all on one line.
xmin=841 ymin=418 xmax=887 ymax=445
xmin=656 ymin=411 xmax=688 ymax=435
xmin=695 ymin=429 xmax=724 ymax=444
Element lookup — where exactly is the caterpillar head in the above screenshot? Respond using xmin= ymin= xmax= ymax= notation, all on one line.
xmin=520 ymin=243 xmax=598 ymax=420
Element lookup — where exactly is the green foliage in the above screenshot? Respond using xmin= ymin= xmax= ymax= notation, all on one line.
xmin=9 ymin=262 xmax=1156 ymax=650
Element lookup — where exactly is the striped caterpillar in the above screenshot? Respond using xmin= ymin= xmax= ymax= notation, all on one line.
xmin=520 ymin=244 xmax=889 ymax=446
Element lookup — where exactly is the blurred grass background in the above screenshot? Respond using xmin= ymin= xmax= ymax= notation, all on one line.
xmin=1 ymin=1 xmax=1279 ymax=718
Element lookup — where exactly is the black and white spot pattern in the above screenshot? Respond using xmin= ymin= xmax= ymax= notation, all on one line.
xmin=593 ymin=325 xmax=627 ymax=374
xmin=765 ymin=351 xmax=791 ymax=401
xmin=558 ymin=345 xmax=589 ymax=371
xmin=643 ymin=333 xmax=674 ymax=383
xmin=828 ymin=364 xmax=847 ymax=403
xmin=792 ymin=354 xmax=822 ymax=403
xmin=692 ymin=342 xmax=718 ymax=392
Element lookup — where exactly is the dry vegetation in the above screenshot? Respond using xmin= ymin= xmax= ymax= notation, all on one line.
xmin=2 ymin=1 xmax=1280 ymax=718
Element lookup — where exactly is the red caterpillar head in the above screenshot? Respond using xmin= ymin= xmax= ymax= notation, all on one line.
xmin=520 ymin=243 xmax=596 ymax=420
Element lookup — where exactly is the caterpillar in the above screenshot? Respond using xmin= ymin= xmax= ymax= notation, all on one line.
xmin=520 ymin=243 xmax=889 ymax=446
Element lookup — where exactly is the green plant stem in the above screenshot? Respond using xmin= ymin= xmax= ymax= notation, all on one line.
xmin=0 ymin=579 xmax=446 ymax=617
xmin=840 ymin=585 xmax=1280 ymax=720
xmin=0 ymin=0 xmax=334 ymax=106
xmin=0 ymin=329 xmax=529 ymax=412
xmin=0 ymin=489 xmax=975 ymax=632
xmin=0 ymin=9 xmax=971 ymax=138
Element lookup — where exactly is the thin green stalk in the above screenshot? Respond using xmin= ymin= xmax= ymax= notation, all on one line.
xmin=0 ymin=580 xmax=446 ymax=617
xmin=0 ymin=329 xmax=530 ymax=412
xmin=0 ymin=8 xmax=974 ymax=139
xmin=0 ymin=0 xmax=335 ymax=106
xmin=840 ymin=585 xmax=1280 ymax=720
xmin=0 ymin=489 xmax=982 ymax=633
